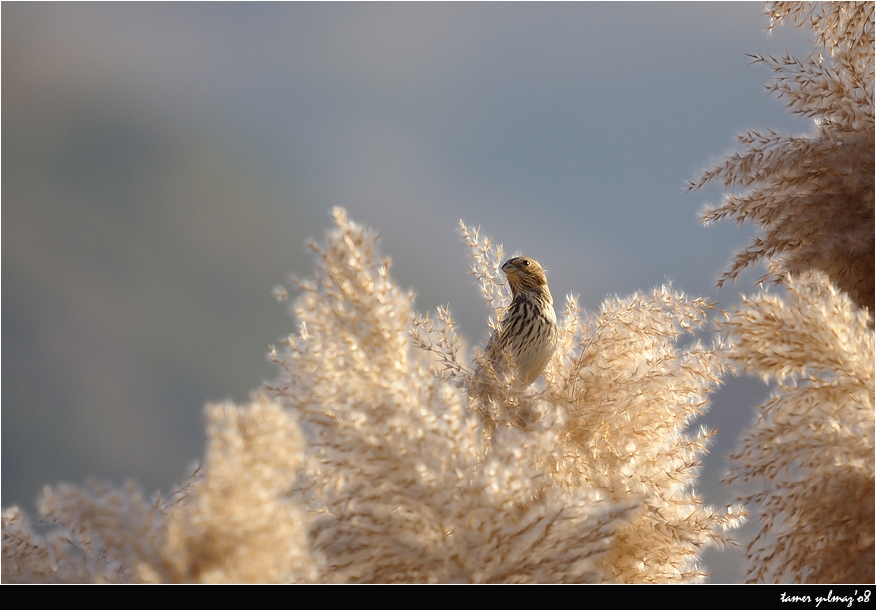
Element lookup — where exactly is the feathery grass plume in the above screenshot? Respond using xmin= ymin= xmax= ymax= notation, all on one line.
xmin=685 ymin=2 xmax=875 ymax=583
xmin=688 ymin=1 xmax=874 ymax=312
xmin=719 ymin=272 xmax=874 ymax=583
xmin=269 ymin=209 xmax=635 ymax=583
xmin=2 ymin=481 xmax=167 ymax=583
xmin=416 ymin=221 xmax=742 ymax=582
xmin=160 ymin=397 xmax=316 ymax=583
xmin=1 ymin=397 xmax=316 ymax=583
xmin=3 ymin=209 xmax=741 ymax=582
xmin=546 ymin=287 xmax=742 ymax=582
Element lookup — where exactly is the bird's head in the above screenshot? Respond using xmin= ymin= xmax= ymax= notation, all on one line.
xmin=501 ymin=256 xmax=550 ymax=297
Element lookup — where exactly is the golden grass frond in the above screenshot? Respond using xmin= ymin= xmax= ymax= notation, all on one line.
xmin=721 ymin=272 xmax=874 ymax=583
xmin=3 ymin=210 xmax=741 ymax=582
xmin=690 ymin=2 xmax=874 ymax=312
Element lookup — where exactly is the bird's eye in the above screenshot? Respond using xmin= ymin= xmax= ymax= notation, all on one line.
xmin=522 ymin=259 xmax=530 ymax=266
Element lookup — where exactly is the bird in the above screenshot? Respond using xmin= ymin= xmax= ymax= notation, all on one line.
xmin=486 ymin=256 xmax=558 ymax=387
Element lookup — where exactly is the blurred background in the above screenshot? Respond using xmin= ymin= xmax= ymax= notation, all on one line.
xmin=3 ymin=3 xmax=812 ymax=581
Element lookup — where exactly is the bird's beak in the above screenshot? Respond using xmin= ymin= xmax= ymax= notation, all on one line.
xmin=501 ymin=260 xmax=515 ymax=274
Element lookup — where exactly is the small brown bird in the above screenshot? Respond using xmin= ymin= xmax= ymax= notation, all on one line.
xmin=487 ymin=256 xmax=558 ymax=387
